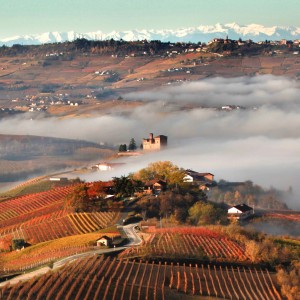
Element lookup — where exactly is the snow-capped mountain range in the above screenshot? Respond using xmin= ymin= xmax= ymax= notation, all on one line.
xmin=1 ymin=23 xmax=300 ymax=46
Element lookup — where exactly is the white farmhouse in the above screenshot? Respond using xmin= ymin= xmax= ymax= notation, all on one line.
xmin=228 ymin=204 xmax=253 ymax=220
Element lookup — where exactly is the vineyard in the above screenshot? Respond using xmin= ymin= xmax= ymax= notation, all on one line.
xmin=266 ymin=213 xmax=300 ymax=222
xmin=0 ymin=211 xmax=119 ymax=245
xmin=0 ymin=230 xmax=121 ymax=273
xmin=0 ymin=185 xmax=76 ymax=227
xmin=120 ymin=227 xmax=248 ymax=262
xmin=0 ymin=185 xmax=120 ymax=250
xmin=0 ymin=255 xmax=282 ymax=300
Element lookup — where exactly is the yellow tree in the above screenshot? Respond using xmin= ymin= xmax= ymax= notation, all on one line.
xmin=134 ymin=161 xmax=186 ymax=186
xmin=277 ymin=261 xmax=300 ymax=300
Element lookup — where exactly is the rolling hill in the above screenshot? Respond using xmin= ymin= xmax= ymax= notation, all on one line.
xmin=0 ymin=134 xmax=114 ymax=182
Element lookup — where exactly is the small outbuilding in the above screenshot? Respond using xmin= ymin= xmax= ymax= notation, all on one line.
xmin=228 ymin=204 xmax=253 ymax=220
xmin=96 ymin=235 xmax=112 ymax=247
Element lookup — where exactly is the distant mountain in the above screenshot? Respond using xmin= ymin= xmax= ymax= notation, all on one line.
xmin=1 ymin=23 xmax=300 ymax=46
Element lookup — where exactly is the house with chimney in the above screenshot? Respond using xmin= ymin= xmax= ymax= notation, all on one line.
xmin=142 ymin=133 xmax=167 ymax=151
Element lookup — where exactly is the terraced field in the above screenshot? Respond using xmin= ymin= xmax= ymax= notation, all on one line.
xmin=0 ymin=255 xmax=282 ymax=300
xmin=120 ymin=227 xmax=248 ymax=262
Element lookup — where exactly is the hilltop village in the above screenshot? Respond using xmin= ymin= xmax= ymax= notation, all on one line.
xmin=0 ymin=36 xmax=299 ymax=116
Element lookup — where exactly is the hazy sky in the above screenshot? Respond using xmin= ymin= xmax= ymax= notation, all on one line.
xmin=0 ymin=0 xmax=299 ymax=38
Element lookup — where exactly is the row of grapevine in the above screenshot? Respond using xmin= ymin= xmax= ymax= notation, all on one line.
xmin=266 ymin=213 xmax=300 ymax=222
xmin=0 ymin=211 xmax=119 ymax=245
xmin=0 ymin=256 xmax=282 ymax=300
xmin=0 ymin=185 xmax=76 ymax=226
xmin=120 ymin=231 xmax=248 ymax=261
xmin=0 ymin=245 xmax=92 ymax=274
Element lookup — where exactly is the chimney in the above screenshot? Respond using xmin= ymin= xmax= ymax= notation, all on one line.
xmin=149 ymin=133 xmax=154 ymax=140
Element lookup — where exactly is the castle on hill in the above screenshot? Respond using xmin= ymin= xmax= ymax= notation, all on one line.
xmin=142 ymin=133 xmax=167 ymax=151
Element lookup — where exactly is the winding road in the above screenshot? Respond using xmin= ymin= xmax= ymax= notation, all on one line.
xmin=0 ymin=223 xmax=142 ymax=287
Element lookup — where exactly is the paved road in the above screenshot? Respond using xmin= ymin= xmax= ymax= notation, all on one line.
xmin=121 ymin=223 xmax=142 ymax=246
xmin=0 ymin=223 xmax=142 ymax=287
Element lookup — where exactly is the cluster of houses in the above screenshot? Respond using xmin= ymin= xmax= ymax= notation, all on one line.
xmin=92 ymin=132 xmax=253 ymax=223
xmin=7 ymin=93 xmax=83 ymax=113
xmin=208 ymin=37 xmax=300 ymax=48
xmin=45 ymin=52 xmax=64 ymax=57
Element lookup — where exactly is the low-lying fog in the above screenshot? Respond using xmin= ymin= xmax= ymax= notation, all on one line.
xmin=244 ymin=219 xmax=300 ymax=237
xmin=0 ymin=75 xmax=299 ymax=209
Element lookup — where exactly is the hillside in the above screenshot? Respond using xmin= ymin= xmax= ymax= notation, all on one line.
xmin=0 ymin=255 xmax=282 ymax=300
xmin=0 ymin=134 xmax=114 ymax=182
xmin=0 ymin=165 xmax=299 ymax=299
xmin=0 ymin=40 xmax=299 ymax=118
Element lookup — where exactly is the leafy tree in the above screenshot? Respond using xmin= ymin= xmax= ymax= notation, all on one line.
xmin=245 ymin=240 xmax=261 ymax=262
xmin=134 ymin=161 xmax=186 ymax=187
xmin=113 ymin=176 xmax=143 ymax=198
xmin=128 ymin=138 xmax=137 ymax=151
xmin=174 ymin=207 xmax=189 ymax=223
xmin=87 ymin=181 xmax=112 ymax=198
xmin=137 ymin=190 xmax=206 ymax=222
xmin=188 ymin=201 xmax=227 ymax=225
xmin=67 ymin=184 xmax=89 ymax=212
xmin=118 ymin=144 xmax=127 ymax=152
xmin=277 ymin=261 xmax=300 ymax=300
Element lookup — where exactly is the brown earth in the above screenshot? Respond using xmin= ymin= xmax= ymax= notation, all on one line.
xmin=1 ymin=52 xmax=299 ymax=117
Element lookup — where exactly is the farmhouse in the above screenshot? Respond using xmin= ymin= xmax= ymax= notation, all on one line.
xmin=143 ymin=180 xmax=167 ymax=195
xmin=49 ymin=177 xmax=68 ymax=182
xmin=227 ymin=204 xmax=253 ymax=220
xmin=142 ymin=133 xmax=167 ymax=151
xmin=183 ymin=170 xmax=214 ymax=183
xmin=96 ymin=235 xmax=112 ymax=247
xmin=93 ymin=162 xmax=125 ymax=171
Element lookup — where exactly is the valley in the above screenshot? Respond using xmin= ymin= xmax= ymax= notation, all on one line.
xmin=0 ymin=38 xmax=299 ymax=300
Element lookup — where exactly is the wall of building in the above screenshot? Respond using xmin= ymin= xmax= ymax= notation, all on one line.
xmin=143 ymin=133 xmax=167 ymax=151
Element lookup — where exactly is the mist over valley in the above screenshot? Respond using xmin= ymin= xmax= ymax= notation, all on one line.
xmin=1 ymin=75 xmax=299 ymax=209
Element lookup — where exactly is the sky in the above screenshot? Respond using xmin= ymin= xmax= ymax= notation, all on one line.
xmin=0 ymin=0 xmax=299 ymax=39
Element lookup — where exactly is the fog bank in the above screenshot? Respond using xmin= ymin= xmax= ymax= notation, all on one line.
xmin=0 ymin=75 xmax=299 ymax=208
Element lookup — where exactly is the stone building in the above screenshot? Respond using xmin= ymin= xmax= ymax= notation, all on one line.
xmin=142 ymin=133 xmax=167 ymax=151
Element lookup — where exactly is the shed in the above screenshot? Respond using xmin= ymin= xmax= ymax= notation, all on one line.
xmin=96 ymin=235 xmax=112 ymax=247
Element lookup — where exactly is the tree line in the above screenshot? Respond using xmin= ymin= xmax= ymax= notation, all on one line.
xmin=118 ymin=138 xmax=138 ymax=152
xmin=0 ymin=38 xmax=198 ymax=57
